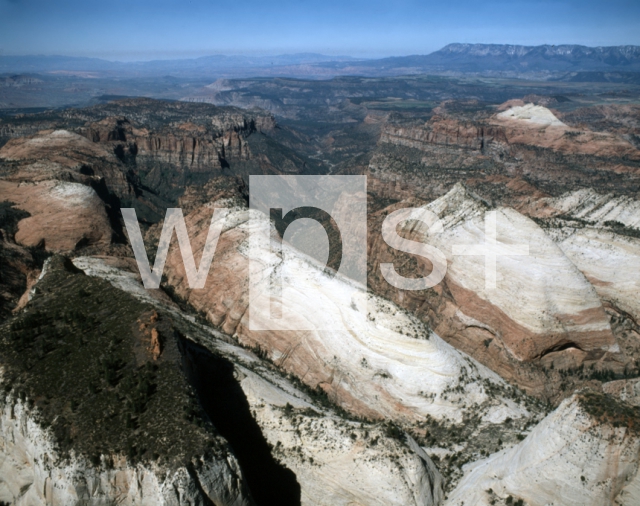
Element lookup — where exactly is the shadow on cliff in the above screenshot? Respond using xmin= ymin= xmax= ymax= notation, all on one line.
xmin=178 ymin=335 xmax=301 ymax=506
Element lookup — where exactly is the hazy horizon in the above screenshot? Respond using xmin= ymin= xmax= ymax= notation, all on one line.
xmin=1 ymin=0 xmax=639 ymax=62
xmin=4 ymin=42 xmax=640 ymax=64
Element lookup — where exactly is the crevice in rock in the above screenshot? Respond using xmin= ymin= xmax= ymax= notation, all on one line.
xmin=186 ymin=462 xmax=217 ymax=506
xmin=537 ymin=341 xmax=583 ymax=359
xmin=89 ymin=178 xmax=127 ymax=244
xmin=605 ymin=302 xmax=640 ymax=331
xmin=178 ymin=334 xmax=301 ymax=506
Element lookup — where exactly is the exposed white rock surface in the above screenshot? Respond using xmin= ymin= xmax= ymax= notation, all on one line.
xmin=603 ymin=379 xmax=640 ymax=407
xmin=73 ymin=256 xmax=171 ymax=308
xmin=71 ymin=256 xmax=446 ymax=506
xmin=496 ymin=104 xmax=566 ymax=127
xmin=412 ymin=184 xmax=615 ymax=360
xmin=132 ymin=202 xmax=531 ymax=425
xmin=236 ymin=366 xmax=445 ymax=506
xmin=223 ymin=208 xmax=530 ymax=424
xmin=552 ymin=228 xmax=640 ymax=322
xmin=445 ymin=394 xmax=640 ymax=506
xmin=542 ymin=189 xmax=640 ymax=230
xmin=50 ymin=181 xmax=99 ymax=207
xmin=0 ymin=387 xmax=254 ymax=506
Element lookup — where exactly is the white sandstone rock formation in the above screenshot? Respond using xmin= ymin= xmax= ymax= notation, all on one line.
xmin=539 ymin=188 xmax=640 ymax=230
xmin=521 ymin=188 xmax=640 ymax=325
xmin=603 ymin=379 xmax=640 ymax=406
xmin=444 ymin=393 xmax=640 ymax=506
xmin=153 ymin=203 xmax=534 ymax=425
xmin=71 ymin=256 xmax=446 ymax=506
xmin=413 ymin=183 xmax=616 ymax=361
xmin=232 ymin=364 xmax=445 ymax=506
xmin=552 ymin=228 xmax=640 ymax=323
xmin=496 ymin=104 xmax=566 ymax=127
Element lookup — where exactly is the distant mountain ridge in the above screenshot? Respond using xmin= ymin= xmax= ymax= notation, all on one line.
xmin=1 ymin=44 xmax=640 ymax=77
xmin=345 ymin=43 xmax=640 ymax=73
xmin=439 ymin=43 xmax=640 ymax=59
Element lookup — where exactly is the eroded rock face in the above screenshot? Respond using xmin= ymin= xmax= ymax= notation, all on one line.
xmin=517 ymin=188 xmax=640 ymax=362
xmin=0 ymin=396 xmax=254 ymax=506
xmin=420 ymin=184 xmax=616 ymax=362
xmin=603 ymin=379 xmax=640 ymax=407
xmin=377 ymin=103 xmax=640 ymax=164
xmin=445 ymin=393 xmax=640 ymax=506
xmin=524 ymin=188 xmax=640 ymax=229
xmin=150 ymin=204 xmax=531 ymax=426
xmin=553 ymin=229 xmax=640 ymax=324
xmin=0 ymin=129 xmax=132 ymax=197
xmin=0 ymin=128 xmax=135 ymax=251
xmin=380 ymin=117 xmax=509 ymax=152
xmin=73 ymin=256 xmax=446 ymax=506
xmin=365 ymin=183 xmax=617 ymax=395
xmin=82 ymin=107 xmax=276 ymax=173
xmin=228 ymin=363 xmax=445 ymax=506
xmin=87 ymin=117 xmax=245 ymax=172
xmin=493 ymin=104 xmax=640 ymax=159
xmin=369 ymin=101 xmax=640 ymax=215
xmin=0 ymin=129 xmax=119 ymax=167
xmin=0 ymin=180 xmax=112 ymax=251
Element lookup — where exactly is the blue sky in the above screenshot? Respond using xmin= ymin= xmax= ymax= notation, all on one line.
xmin=0 ymin=0 xmax=638 ymax=60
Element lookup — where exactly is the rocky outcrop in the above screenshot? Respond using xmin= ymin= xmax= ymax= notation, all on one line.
xmin=1 ymin=129 xmax=119 ymax=172
xmin=0 ymin=128 xmax=132 ymax=198
xmin=372 ymin=104 xmax=640 ymax=212
xmin=496 ymin=103 xmax=566 ymax=127
xmin=0 ymin=130 xmax=125 ymax=314
xmin=422 ymin=184 xmax=615 ymax=361
xmin=82 ymin=108 xmax=276 ymax=173
xmin=493 ymin=104 xmax=640 ymax=159
xmin=445 ymin=392 xmax=640 ymax=506
xmin=378 ymin=104 xmax=640 ymax=162
xmin=520 ymin=188 xmax=640 ymax=330
xmin=0 ymin=255 xmax=261 ymax=506
xmin=85 ymin=117 xmax=244 ymax=171
xmin=380 ymin=117 xmax=508 ymax=152
xmin=0 ymin=180 xmax=112 ymax=251
xmin=603 ymin=379 xmax=640 ymax=406
xmin=553 ymin=228 xmax=640 ymax=324
xmin=73 ymin=256 xmax=446 ymax=506
xmin=0 ymin=394 xmax=254 ymax=506
xmin=147 ymin=203 xmax=532 ymax=426
xmin=366 ymin=184 xmax=616 ymax=386
xmin=526 ymin=188 xmax=640 ymax=230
